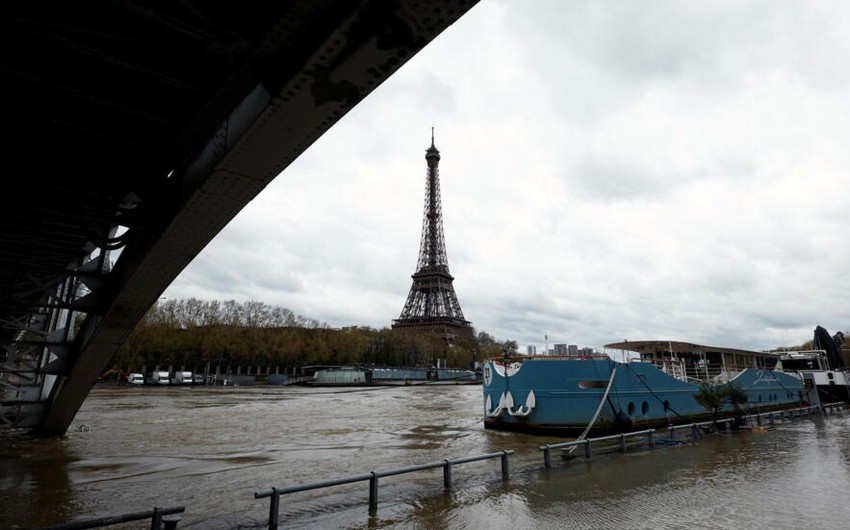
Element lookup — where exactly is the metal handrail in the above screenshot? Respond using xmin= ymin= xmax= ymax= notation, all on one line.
xmin=744 ymin=403 xmax=844 ymax=425
xmin=34 ymin=506 xmax=184 ymax=530
xmin=540 ymin=429 xmax=656 ymax=467
xmin=255 ymin=450 xmax=513 ymax=530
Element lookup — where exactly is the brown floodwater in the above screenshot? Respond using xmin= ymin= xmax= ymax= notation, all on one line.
xmin=3 ymin=384 xmax=850 ymax=529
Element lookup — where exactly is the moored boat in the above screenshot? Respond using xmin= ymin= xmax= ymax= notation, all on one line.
xmin=774 ymin=326 xmax=849 ymax=405
xmin=308 ymin=366 xmax=479 ymax=386
xmin=482 ymin=340 xmax=807 ymax=436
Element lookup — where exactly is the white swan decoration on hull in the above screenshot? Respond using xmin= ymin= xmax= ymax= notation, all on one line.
xmin=485 ymin=390 xmax=536 ymax=418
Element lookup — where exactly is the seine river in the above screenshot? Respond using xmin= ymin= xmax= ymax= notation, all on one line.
xmin=3 ymin=384 xmax=850 ymax=529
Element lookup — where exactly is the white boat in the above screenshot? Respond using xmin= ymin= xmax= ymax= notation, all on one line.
xmin=772 ymin=326 xmax=849 ymax=406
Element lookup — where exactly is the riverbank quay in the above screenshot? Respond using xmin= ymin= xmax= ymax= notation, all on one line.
xmin=7 ymin=386 xmax=850 ymax=529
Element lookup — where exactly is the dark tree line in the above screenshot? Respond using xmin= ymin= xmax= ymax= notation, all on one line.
xmin=113 ymin=298 xmax=516 ymax=374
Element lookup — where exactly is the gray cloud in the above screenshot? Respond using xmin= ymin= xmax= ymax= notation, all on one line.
xmin=165 ymin=0 xmax=850 ymax=353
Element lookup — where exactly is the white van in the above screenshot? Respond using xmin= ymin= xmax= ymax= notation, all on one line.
xmin=172 ymin=371 xmax=193 ymax=384
xmin=128 ymin=373 xmax=145 ymax=385
xmin=153 ymin=371 xmax=170 ymax=385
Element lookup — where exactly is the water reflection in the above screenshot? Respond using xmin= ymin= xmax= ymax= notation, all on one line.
xmin=1 ymin=431 xmax=76 ymax=527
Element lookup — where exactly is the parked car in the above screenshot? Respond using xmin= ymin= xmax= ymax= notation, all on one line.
xmin=127 ymin=373 xmax=145 ymax=385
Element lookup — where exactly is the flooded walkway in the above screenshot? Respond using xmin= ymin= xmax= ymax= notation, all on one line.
xmin=3 ymin=384 xmax=850 ymax=529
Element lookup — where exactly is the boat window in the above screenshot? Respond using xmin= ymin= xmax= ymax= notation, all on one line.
xmin=578 ymin=380 xmax=610 ymax=389
xmin=641 ymin=401 xmax=649 ymax=414
xmin=627 ymin=402 xmax=635 ymax=415
xmin=663 ymin=400 xmax=670 ymax=412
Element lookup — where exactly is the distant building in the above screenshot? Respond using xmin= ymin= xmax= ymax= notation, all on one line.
xmin=526 ymin=345 xmax=537 ymax=356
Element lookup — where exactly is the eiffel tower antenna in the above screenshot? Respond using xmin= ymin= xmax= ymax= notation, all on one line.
xmin=392 ymin=131 xmax=471 ymax=342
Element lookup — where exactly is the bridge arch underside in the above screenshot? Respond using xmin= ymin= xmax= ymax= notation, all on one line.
xmin=1 ymin=1 xmax=478 ymax=435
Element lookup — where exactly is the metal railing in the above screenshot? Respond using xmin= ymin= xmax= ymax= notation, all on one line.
xmin=539 ymin=404 xmax=848 ymax=468
xmin=664 ymin=418 xmax=735 ymax=439
xmin=254 ymin=450 xmax=513 ymax=530
xmin=743 ymin=402 xmax=844 ymax=426
xmin=539 ymin=419 xmax=736 ymax=467
xmin=540 ymin=429 xmax=655 ymax=467
xmin=34 ymin=506 xmax=184 ymax=530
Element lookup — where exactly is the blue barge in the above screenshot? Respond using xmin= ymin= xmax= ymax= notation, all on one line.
xmin=482 ymin=340 xmax=807 ymax=435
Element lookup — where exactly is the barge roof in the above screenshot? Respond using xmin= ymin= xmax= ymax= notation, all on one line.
xmin=604 ymin=340 xmax=782 ymax=358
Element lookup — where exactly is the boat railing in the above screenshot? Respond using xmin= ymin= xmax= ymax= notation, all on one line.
xmin=254 ymin=450 xmax=513 ymax=530
xmin=659 ymin=361 xmax=773 ymax=384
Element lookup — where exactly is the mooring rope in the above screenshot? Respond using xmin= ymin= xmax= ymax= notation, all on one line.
xmin=565 ymin=365 xmax=618 ymax=456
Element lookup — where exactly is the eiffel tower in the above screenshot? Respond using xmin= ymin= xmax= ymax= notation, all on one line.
xmin=393 ymin=130 xmax=472 ymax=342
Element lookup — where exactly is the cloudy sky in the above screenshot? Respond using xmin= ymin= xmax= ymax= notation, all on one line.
xmin=163 ymin=0 xmax=850 ymax=353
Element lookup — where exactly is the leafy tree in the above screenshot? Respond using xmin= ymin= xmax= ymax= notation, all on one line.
xmin=115 ymin=298 xmax=522 ymax=375
xmin=694 ymin=382 xmax=748 ymax=420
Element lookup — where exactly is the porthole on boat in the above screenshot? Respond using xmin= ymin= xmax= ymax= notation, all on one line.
xmin=628 ymin=402 xmax=635 ymax=415
xmin=641 ymin=401 xmax=649 ymax=414
xmin=663 ymin=400 xmax=670 ymax=411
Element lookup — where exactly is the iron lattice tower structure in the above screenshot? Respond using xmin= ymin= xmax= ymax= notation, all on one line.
xmin=393 ymin=132 xmax=472 ymax=342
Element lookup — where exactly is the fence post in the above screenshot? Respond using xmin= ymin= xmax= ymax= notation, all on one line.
xmin=542 ymin=445 xmax=551 ymax=468
xmin=151 ymin=507 xmax=162 ymax=530
xmin=647 ymin=429 xmax=655 ymax=447
xmin=501 ymin=450 xmax=510 ymax=480
xmin=267 ymin=487 xmax=280 ymax=530
xmin=584 ymin=440 xmax=592 ymax=459
xmin=618 ymin=434 xmax=626 ymax=453
xmin=369 ymin=472 xmax=379 ymax=512
xmin=443 ymin=460 xmax=452 ymax=488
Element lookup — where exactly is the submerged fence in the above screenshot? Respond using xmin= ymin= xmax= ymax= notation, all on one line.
xmin=539 ymin=403 xmax=846 ymax=468
xmin=35 ymin=506 xmax=184 ymax=530
xmin=255 ymin=450 xmax=513 ymax=530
